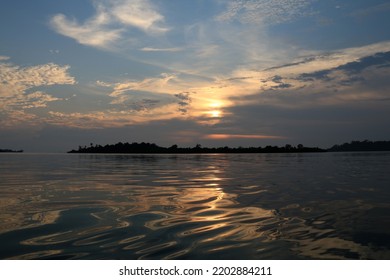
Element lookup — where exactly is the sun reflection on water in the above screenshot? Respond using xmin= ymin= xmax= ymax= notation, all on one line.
xmin=1 ymin=153 xmax=389 ymax=259
xmin=0 ymin=155 xmax=281 ymax=259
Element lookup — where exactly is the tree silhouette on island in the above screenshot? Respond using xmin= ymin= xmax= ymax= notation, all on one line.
xmin=327 ymin=140 xmax=390 ymax=152
xmin=68 ymin=142 xmax=324 ymax=154
xmin=67 ymin=140 xmax=390 ymax=154
xmin=0 ymin=149 xmax=23 ymax=153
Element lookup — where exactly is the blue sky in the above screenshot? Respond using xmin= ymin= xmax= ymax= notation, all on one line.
xmin=1 ymin=0 xmax=390 ymax=152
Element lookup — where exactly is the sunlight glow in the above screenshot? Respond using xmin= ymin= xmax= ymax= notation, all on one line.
xmin=210 ymin=101 xmax=223 ymax=108
xmin=206 ymin=100 xmax=224 ymax=118
xmin=210 ymin=110 xmax=222 ymax=118
xmin=204 ymin=134 xmax=285 ymax=140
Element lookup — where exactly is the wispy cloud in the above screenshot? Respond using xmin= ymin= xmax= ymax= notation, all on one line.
xmin=216 ymin=0 xmax=313 ymax=25
xmin=50 ymin=0 xmax=168 ymax=48
xmin=223 ymin=42 xmax=390 ymax=110
xmin=98 ymin=73 xmax=178 ymax=98
xmin=95 ymin=73 xmax=183 ymax=118
xmin=50 ymin=14 xmax=122 ymax=48
xmin=47 ymin=103 xmax=180 ymax=129
xmin=140 ymin=47 xmax=183 ymax=52
xmin=265 ymin=41 xmax=390 ymax=77
xmin=108 ymin=0 xmax=168 ymax=33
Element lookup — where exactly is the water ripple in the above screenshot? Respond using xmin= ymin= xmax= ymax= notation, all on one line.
xmin=0 ymin=153 xmax=389 ymax=259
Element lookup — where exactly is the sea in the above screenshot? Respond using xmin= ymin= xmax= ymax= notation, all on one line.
xmin=0 ymin=152 xmax=389 ymax=260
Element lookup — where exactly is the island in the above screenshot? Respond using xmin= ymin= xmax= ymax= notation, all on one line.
xmin=328 ymin=140 xmax=390 ymax=152
xmin=68 ymin=140 xmax=390 ymax=154
xmin=0 ymin=149 xmax=23 ymax=153
xmin=68 ymin=142 xmax=325 ymax=154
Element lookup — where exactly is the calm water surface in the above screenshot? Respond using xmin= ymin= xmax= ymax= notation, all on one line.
xmin=0 ymin=152 xmax=389 ymax=259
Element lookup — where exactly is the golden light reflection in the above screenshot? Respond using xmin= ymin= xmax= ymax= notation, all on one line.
xmin=0 ymin=160 xmax=280 ymax=259
xmin=137 ymin=165 xmax=279 ymax=245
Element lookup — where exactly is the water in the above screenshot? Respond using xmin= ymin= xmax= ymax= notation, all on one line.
xmin=0 ymin=152 xmax=389 ymax=259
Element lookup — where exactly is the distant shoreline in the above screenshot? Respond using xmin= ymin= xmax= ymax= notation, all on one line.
xmin=4 ymin=140 xmax=390 ymax=154
xmin=0 ymin=149 xmax=23 ymax=153
xmin=67 ymin=140 xmax=390 ymax=154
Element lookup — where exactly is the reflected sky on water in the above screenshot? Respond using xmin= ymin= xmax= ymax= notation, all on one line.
xmin=0 ymin=153 xmax=389 ymax=259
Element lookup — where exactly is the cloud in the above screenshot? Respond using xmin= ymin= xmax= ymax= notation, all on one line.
xmin=216 ymin=0 xmax=313 ymax=25
xmin=262 ymin=41 xmax=390 ymax=80
xmin=50 ymin=0 xmax=168 ymax=48
xmin=0 ymin=62 xmax=75 ymax=91
xmin=108 ymin=0 xmax=168 ymax=33
xmin=0 ymin=61 xmax=76 ymax=98
xmin=14 ymin=91 xmax=62 ymax=109
xmin=175 ymin=92 xmax=194 ymax=114
xmin=295 ymin=51 xmax=390 ymax=88
xmin=335 ymin=51 xmax=390 ymax=73
xmin=46 ymin=103 xmax=180 ymax=129
xmin=50 ymin=14 xmax=122 ymax=48
xmin=226 ymin=41 xmax=390 ymax=93
xmin=261 ymin=75 xmax=293 ymax=90
xmin=0 ymin=59 xmax=76 ymax=127
xmin=99 ymin=73 xmax=178 ymax=99
xmin=140 ymin=47 xmax=183 ymax=52
xmin=226 ymin=45 xmax=390 ymax=111
xmin=95 ymin=73 xmax=184 ymax=117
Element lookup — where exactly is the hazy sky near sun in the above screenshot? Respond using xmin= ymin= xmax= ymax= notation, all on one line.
xmin=1 ymin=0 xmax=390 ymax=152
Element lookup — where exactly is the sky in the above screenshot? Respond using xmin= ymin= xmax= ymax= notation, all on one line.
xmin=1 ymin=0 xmax=390 ymax=152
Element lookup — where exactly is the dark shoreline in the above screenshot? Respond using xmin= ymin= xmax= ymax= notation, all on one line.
xmin=67 ymin=140 xmax=390 ymax=154
xmin=0 ymin=149 xmax=23 ymax=153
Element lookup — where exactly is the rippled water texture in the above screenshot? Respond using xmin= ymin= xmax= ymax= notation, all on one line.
xmin=0 ymin=153 xmax=389 ymax=259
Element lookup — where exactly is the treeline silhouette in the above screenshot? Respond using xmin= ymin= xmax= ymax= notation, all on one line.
xmin=0 ymin=149 xmax=23 ymax=153
xmin=328 ymin=140 xmax=390 ymax=152
xmin=68 ymin=142 xmax=325 ymax=154
xmin=68 ymin=140 xmax=390 ymax=154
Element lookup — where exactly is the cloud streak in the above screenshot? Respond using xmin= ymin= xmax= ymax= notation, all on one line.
xmin=46 ymin=103 xmax=181 ymax=129
xmin=140 ymin=47 xmax=183 ymax=52
xmin=98 ymin=73 xmax=178 ymax=99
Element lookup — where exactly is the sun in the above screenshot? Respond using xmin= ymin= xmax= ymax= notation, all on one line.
xmin=210 ymin=110 xmax=222 ymax=118
xmin=204 ymin=100 xmax=225 ymax=119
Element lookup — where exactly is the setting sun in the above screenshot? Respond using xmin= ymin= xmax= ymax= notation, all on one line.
xmin=210 ymin=110 xmax=222 ymax=118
